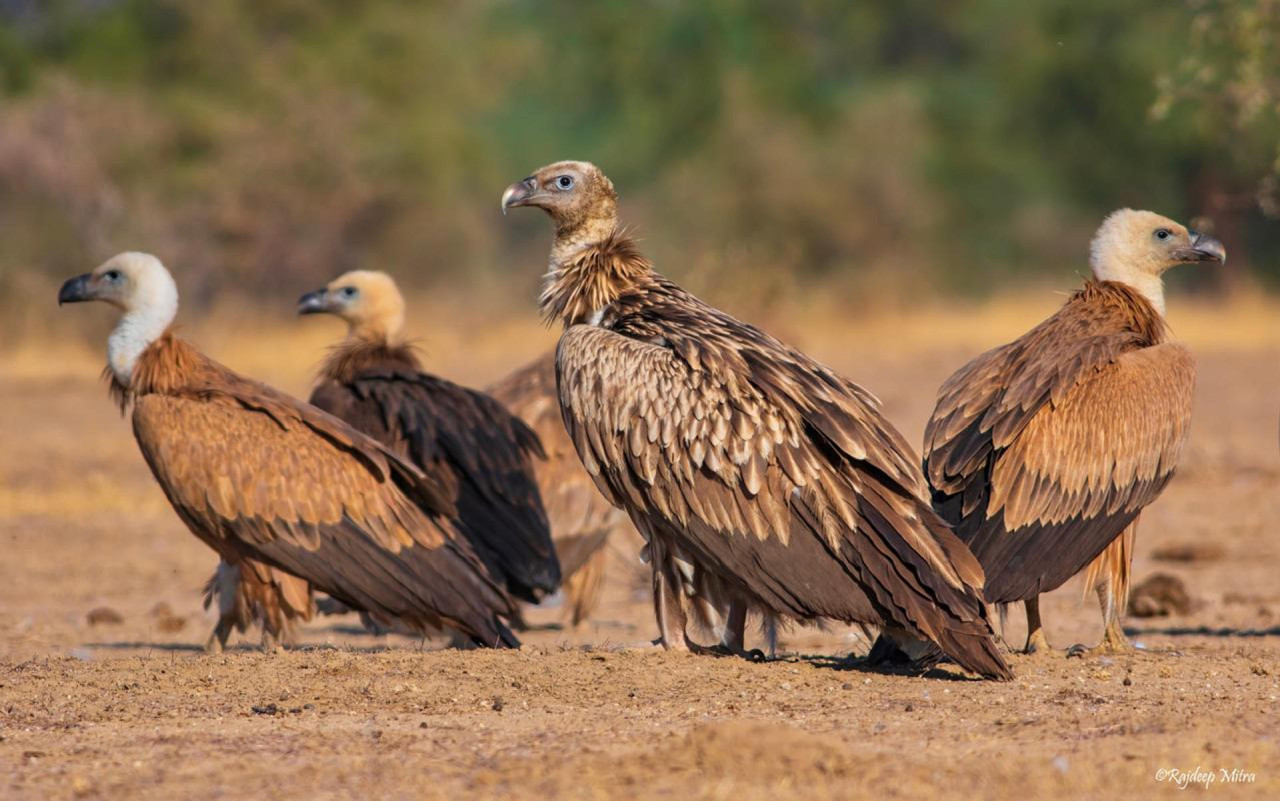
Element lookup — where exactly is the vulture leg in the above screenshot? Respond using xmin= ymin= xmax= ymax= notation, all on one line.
xmin=205 ymin=619 xmax=234 ymax=654
xmin=1023 ymin=597 xmax=1063 ymax=656
xmin=260 ymin=625 xmax=282 ymax=654
xmin=1069 ymin=523 xmax=1137 ymax=657
xmin=679 ymin=598 xmax=765 ymax=661
xmin=651 ymin=545 xmax=689 ymax=651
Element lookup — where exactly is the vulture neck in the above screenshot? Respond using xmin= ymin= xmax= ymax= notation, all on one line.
xmin=109 ymin=291 xmax=179 ymax=386
xmin=540 ymin=227 xmax=652 ymax=328
xmin=322 ymin=334 xmax=422 ymax=383
xmin=1090 ymin=262 xmax=1166 ymax=316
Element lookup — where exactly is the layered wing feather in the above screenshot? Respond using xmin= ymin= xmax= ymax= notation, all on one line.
xmin=556 ymin=279 xmax=1009 ymax=678
xmin=923 ymin=284 xmax=1195 ymax=603
xmin=487 ymin=354 xmax=625 ymax=580
xmin=310 ymin=368 xmax=560 ymax=603
xmin=131 ymin=370 xmax=519 ymax=647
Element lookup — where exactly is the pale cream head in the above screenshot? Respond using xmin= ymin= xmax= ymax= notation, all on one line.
xmin=297 ymin=269 xmax=406 ymax=341
xmin=58 ymin=252 xmax=180 ymax=385
xmin=1088 ymin=209 xmax=1225 ymax=314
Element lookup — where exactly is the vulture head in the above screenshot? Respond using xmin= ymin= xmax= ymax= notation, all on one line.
xmin=1089 ymin=209 xmax=1225 ymax=313
xmin=58 ymin=252 xmax=180 ymax=383
xmin=297 ymin=270 xmax=406 ymax=341
xmin=501 ymin=160 xmax=618 ymax=240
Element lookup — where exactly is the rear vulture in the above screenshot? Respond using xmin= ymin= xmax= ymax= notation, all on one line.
xmin=296 ymin=270 xmax=560 ymax=610
xmin=920 ymin=209 xmax=1220 ymax=655
xmin=59 ymin=253 xmax=520 ymax=650
xmin=503 ymin=161 xmax=1011 ymax=679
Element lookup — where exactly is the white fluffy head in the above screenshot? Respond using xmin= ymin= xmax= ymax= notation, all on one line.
xmin=59 ymin=252 xmax=180 ymax=384
xmin=1088 ymin=209 xmax=1225 ymax=314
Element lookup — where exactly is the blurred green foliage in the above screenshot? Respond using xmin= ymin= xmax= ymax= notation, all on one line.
xmin=1 ymin=0 xmax=1276 ymax=326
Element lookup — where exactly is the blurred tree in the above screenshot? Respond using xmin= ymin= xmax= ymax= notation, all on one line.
xmin=0 ymin=0 xmax=1276 ymax=336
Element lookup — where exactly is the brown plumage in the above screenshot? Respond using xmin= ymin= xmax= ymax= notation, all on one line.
xmin=920 ymin=209 xmax=1221 ymax=654
xmin=487 ymin=353 xmax=629 ymax=626
xmin=59 ymin=253 xmax=520 ymax=650
xmin=298 ymin=271 xmax=560 ymax=606
xmin=503 ymin=161 xmax=1011 ymax=678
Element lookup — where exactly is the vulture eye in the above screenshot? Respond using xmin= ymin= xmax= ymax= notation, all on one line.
xmin=340 ymin=287 xmax=358 ymax=298
xmin=1155 ymin=229 xmax=1171 ymax=240
xmin=556 ymin=175 xmax=575 ymax=190
xmin=104 ymin=270 xmax=121 ymax=282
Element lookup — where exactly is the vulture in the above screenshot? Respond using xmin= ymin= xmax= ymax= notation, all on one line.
xmin=916 ymin=209 xmax=1221 ymax=656
xmin=487 ymin=353 xmax=630 ymax=626
xmin=295 ymin=269 xmax=561 ymax=611
xmin=58 ymin=253 xmax=521 ymax=649
xmin=502 ymin=161 xmax=1011 ymax=679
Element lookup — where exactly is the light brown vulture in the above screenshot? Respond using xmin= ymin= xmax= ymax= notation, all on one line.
xmin=918 ymin=209 xmax=1221 ymax=656
xmin=503 ymin=161 xmax=1011 ymax=679
xmin=487 ymin=353 xmax=630 ymax=627
xmin=295 ymin=270 xmax=560 ymax=609
xmin=58 ymin=253 xmax=520 ymax=650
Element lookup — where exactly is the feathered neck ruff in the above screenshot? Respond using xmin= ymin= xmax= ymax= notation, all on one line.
xmin=1077 ymin=279 xmax=1169 ymax=345
xmin=106 ymin=329 xmax=200 ymax=412
xmin=319 ymin=336 xmax=423 ymax=384
xmin=540 ymin=228 xmax=652 ymax=327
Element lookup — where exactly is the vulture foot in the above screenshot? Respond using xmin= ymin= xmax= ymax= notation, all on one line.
xmin=205 ymin=620 xmax=233 ymax=654
xmin=1023 ymin=629 xmax=1066 ymax=658
xmin=1066 ymin=625 xmax=1133 ymax=658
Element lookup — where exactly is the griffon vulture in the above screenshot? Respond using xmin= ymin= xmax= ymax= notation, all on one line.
xmin=58 ymin=253 xmax=520 ymax=649
xmin=295 ymin=270 xmax=561 ymax=608
xmin=918 ymin=209 xmax=1221 ymax=656
xmin=502 ymin=161 xmax=1011 ymax=679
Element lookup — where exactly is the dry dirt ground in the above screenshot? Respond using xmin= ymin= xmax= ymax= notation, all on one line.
xmin=1 ymin=310 xmax=1278 ymax=800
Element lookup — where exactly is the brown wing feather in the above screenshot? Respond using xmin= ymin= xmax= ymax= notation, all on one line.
xmin=556 ymin=286 xmax=1009 ymax=678
xmin=487 ymin=353 xmax=629 ymax=605
xmin=923 ymin=283 xmax=1195 ymax=603
xmin=128 ymin=340 xmax=518 ymax=647
xmin=309 ymin=366 xmax=560 ymax=604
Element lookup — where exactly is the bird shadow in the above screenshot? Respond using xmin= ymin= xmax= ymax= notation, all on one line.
xmin=1125 ymin=624 xmax=1280 ymax=639
xmin=84 ymin=641 xmax=207 ymax=653
xmin=766 ymin=652 xmax=984 ymax=682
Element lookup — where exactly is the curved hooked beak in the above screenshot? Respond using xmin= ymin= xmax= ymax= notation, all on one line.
xmin=501 ymin=177 xmax=538 ymax=215
xmin=1178 ymin=231 xmax=1227 ymax=264
xmin=57 ymin=273 xmax=94 ymax=306
xmin=297 ymin=289 xmax=330 ymax=315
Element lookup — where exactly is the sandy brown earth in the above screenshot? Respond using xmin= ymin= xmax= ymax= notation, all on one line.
xmin=1 ymin=326 xmax=1278 ymax=800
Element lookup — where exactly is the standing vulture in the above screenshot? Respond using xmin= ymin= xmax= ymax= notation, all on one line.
xmin=487 ymin=354 xmax=630 ymax=627
xmin=295 ymin=270 xmax=561 ymax=611
xmin=502 ymin=161 xmax=1011 ymax=679
xmin=918 ymin=209 xmax=1221 ymax=655
xmin=58 ymin=253 xmax=520 ymax=649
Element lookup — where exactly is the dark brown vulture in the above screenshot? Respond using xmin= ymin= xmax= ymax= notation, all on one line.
xmin=58 ymin=253 xmax=520 ymax=649
xmin=296 ymin=270 xmax=560 ymax=610
xmin=503 ymin=161 xmax=1011 ymax=679
xmin=487 ymin=353 xmax=630 ymax=626
xmin=918 ymin=209 xmax=1221 ymax=656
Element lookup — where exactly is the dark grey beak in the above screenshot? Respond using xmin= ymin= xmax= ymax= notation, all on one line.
xmin=1180 ymin=231 xmax=1227 ymax=264
xmin=297 ymin=289 xmax=329 ymax=315
xmin=501 ymin=177 xmax=538 ymax=215
xmin=58 ymin=273 xmax=93 ymax=306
